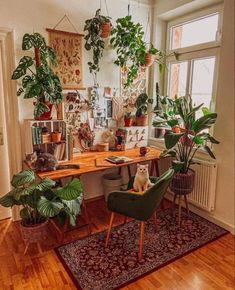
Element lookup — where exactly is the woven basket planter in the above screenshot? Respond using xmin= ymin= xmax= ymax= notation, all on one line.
xmin=170 ymin=169 xmax=195 ymax=195
xmin=20 ymin=219 xmax=49 ymax=244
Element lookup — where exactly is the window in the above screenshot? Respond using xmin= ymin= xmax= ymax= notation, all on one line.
xmin=151 ymin=6 xmax=222 ymax=140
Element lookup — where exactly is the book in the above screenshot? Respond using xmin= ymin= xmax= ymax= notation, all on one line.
xmin=105 ymin=156 xmax=133 ymax=164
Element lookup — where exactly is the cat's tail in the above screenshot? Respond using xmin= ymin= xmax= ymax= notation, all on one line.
xmin=57 ymin=164 xmax=80 ymax=170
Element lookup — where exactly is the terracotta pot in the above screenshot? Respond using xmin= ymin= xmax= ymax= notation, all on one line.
xmin=144 ymin=53 xmax=155 ymax=67
xmin=34 ymin=102 xmax=53 ymax=120
xmin=136 ymin=115 xmax=148 ymax=126
xmin=124 ymin=118 xmax=133 ymax=127
xmin=170 ymin=169 xmax=195 ymax=195
xmin=51 ymin=132 xmax=62 ymax=142
xmin=20 ymin=219 xmax=48 ymax=244
xmin=100 ymin=22 xmax=112 ymax=38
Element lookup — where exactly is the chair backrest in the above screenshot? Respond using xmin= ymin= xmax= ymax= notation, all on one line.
xmin=139 ymin=168 xmax=174 ymax=219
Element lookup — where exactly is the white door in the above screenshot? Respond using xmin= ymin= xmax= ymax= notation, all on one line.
xmin=0 ymin=45 xmax=12 ymax=219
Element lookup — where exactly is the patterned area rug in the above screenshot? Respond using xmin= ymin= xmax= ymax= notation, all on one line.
xmin=55 ymin=208 xmax=228 ymax=290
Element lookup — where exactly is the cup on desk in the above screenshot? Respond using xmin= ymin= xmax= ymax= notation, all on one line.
xmin=139 ymin=146 xmax=150 ymax=156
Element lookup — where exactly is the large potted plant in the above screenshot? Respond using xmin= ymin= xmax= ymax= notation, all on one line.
xmin=84 ymin=9 xmax=112 ymax=86
xmin=153 ymin=95 xmax=219 ymax=195
xmin=0 ymin=170 xmax=83 ymax=250
xmin=135 ymin=93 xmax=153 ymax=126
xmin=11 ymin=33 xmax=63 ymax=120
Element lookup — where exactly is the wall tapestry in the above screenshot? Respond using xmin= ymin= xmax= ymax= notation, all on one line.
xmin=47 ymin=28 xmax=84 ymax=89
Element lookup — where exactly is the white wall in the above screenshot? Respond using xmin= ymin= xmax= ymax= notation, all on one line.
xmin=0 ymin=0 xmax=151 ymax=201
xmin=151 ymin=0 xmax=235 ymax=233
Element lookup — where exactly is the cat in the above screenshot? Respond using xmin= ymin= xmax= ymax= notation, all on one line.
xmin=133 ymin=164 xmax=154 ymax=192
xmin=25 ymin=152 xmax=80 ymax=172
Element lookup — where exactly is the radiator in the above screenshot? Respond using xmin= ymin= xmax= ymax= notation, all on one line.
xmin=158 ymin=157 xmax=217 ymax=212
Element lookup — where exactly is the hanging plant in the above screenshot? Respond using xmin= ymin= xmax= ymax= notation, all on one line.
xmin=84 ymin=9 xmax=112 ymax=85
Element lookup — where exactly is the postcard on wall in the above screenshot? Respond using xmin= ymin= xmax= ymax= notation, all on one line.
xmin=47 ymin=28 xmax=84 ymax=89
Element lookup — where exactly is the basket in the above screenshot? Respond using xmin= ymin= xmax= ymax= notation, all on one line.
xmin=97 ymin=143 xmax=109 ymax=152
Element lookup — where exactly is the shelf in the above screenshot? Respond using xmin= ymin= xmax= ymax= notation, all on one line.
xmin=34 ymin=140 xmax=66 ymax=145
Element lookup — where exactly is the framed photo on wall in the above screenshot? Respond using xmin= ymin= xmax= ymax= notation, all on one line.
xmin=47 ymin=28 xmax=85 ymax=90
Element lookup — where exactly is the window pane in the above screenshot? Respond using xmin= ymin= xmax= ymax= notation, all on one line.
xmin=171 ymin=14 xmax=219 ymax=49
xmin=168 ymin=62 xmax=188 ymax=98
xmin=191 ymin=57 xmax=215 ymax=118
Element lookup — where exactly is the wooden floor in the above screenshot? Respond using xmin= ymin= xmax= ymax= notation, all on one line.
xmin=0 ymin=198 xmax=234 ymax=290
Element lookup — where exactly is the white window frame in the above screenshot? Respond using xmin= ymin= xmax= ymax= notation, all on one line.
xmin=150 ymin=4 xmax=223 ymax=153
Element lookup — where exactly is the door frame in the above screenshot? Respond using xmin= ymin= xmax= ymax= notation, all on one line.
xmin=0 ymin=28 xmax=22 ymax=219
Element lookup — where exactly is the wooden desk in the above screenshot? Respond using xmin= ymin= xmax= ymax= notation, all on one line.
xmin=36 ymin=147 xmax=161 ymax=242
xmin=37 ymin=147 xmax=161 ymax=180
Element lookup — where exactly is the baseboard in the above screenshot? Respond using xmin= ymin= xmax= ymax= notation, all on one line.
xmin=0 ymin=208 xmax=11 ymax=220
xmin=165 ymin=192 xmax=235 ymax=235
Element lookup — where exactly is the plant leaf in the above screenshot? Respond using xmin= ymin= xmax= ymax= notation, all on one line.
xmin=11 ymin=170 xmax=36 ymax=187
xmin=164 ymin=131 xmax=184 ymax=149
xmin=37 ymin=196 xmax=64 ymax=218
xmin=36 ymin=178 xmax=55 ymax=191
xmin=56 ymin=178 xmax=83 ymax=201
xmin=171 ymin=160 xmax=184 ymax=172
xmin=204 ymin=145 xmax=216 ymax=159
xmin=11 ymin=56 xmax=33 ymax=79
xmin=192 ymin=113 xmax=217 ymax=133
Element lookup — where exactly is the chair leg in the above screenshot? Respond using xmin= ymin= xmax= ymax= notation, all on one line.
xmin=178 ymin=195 xmax=182 ymax=226
xmin=184 ymin=194 xmax=190 ymax=215
xmin=152 ymin=212 xmax=157 ymax=231
xmin=105 ymin=212 xmax=115 ymax=247
xmin=82 ymin=200 xmax=92 ymax=235
xmin=138 ymin=221 xmax=145 ymax=260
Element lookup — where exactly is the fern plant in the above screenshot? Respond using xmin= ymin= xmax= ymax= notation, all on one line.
xmin=11 ymin=33 xmax=63 ymax=118
xmin=0 ymin=170 xmax=83 ymax=226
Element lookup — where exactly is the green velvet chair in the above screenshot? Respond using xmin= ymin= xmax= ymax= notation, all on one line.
xmin=105 ymin=168 xmax=175 ymax=260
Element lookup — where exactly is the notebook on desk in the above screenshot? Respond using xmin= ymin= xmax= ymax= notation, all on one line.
xmin=105 ymin=156 xmax=133 ymax=164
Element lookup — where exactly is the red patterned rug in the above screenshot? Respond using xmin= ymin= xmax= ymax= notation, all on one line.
xmin=55 ymin=208 xmax=228 ymax=290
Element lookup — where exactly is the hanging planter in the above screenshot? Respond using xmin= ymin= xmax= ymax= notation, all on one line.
xmin=144 ymin=53 xmax=155 ymax=67
xmin=100 ymin=21 xmax=112 ymax=38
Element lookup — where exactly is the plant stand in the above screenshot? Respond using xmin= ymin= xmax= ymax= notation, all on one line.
xmin=172 ymin=193 xmax=190 ymax=226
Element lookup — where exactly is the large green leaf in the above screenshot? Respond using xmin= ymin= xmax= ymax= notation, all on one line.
xmin=37 ymin=196 xmax=63 ymax=218
xmin=62 ymin=194 xmax=83 ymax=216
xmin=22 ymin=33 xmax=34 ymax=50
xmin=36 ymin=178 xmax=55 ymax=191
xmin=56 ymin=179 xmax=83 ymax=201
xmin=192 ymin=113 xmax=217 ymax=133
xmin=0 ymin=192 xmax=15 ymax=207
xmin=11 ymin=56 xmax=33 ymax=79
xmin=11 ymin=170 xmax=36 ymax=187
xmin=164 ymin=132 xmax=184 ymax=149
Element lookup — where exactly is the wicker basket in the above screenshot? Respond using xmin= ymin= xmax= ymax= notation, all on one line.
xmin=97 ymin=143 xmax=109 ymax=152
xmin=20 ymin=220 xmax=49 ymax=243
xmin=170 ymin=169 xmax=195 ymax=195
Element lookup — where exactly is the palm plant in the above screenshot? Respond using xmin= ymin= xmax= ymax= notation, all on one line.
xmin=153 ymin=96 xmax=219 ymax=173
xmin=0 ymin=170 xmax=83 ymax=226
xmin=11 ymin=33 xmax=63 ymax=119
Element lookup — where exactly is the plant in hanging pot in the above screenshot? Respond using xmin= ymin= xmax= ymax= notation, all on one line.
xmin=11 ymin=33 xmax=63 ymax=120
xmin=153 ymin=95 xmax=219 ymax=195
xmin=84 ymin=9 xmax=112 ymax=86
xmin=0 ymin=170 xmax=83 ymax=251
xmin=135 ymin=93 xmax=153 ymax=126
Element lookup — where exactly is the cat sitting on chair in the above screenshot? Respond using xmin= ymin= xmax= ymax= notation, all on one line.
xmin=25 ymin=152 xmax=80 ymax=172
xmin=133 ymin=164 xmax=154 ymax=192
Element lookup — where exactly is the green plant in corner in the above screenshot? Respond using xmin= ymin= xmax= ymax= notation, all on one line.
xmin=0 ymin=170 xmax=83 ymax=227
xmin=11 ymin=33 xmax=63 ymax=119
xmin=84 ymin=9 xmax=112 ymax=85
xmin=135 ymin=93 xmax=153 ymax=117
xmin=152 ymin=95 xmax=219 ymax=173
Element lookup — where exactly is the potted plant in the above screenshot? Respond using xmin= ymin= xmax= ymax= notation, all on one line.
xmin=84 ymin=9 xmax=112 ymax=86
xmin=124 ymin=112 xmax=134 ymax=127
xmin=153 ymin=95 xmax=219 ymax=195
xmin=11 ymin=33 xmax=63 ymax=120
xmin=0 ymin=170 xmax=83 ymax=250
xmin=135 ymin=93 xmax=153 ymax=126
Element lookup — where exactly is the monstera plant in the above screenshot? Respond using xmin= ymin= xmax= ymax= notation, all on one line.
xmin=0 ymin=170 xmax=83 ymax=245
xmin=11 ymin=33 xmax=63 ymax=119
xmin=153 ymin=95 xmax=219 ymax=196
